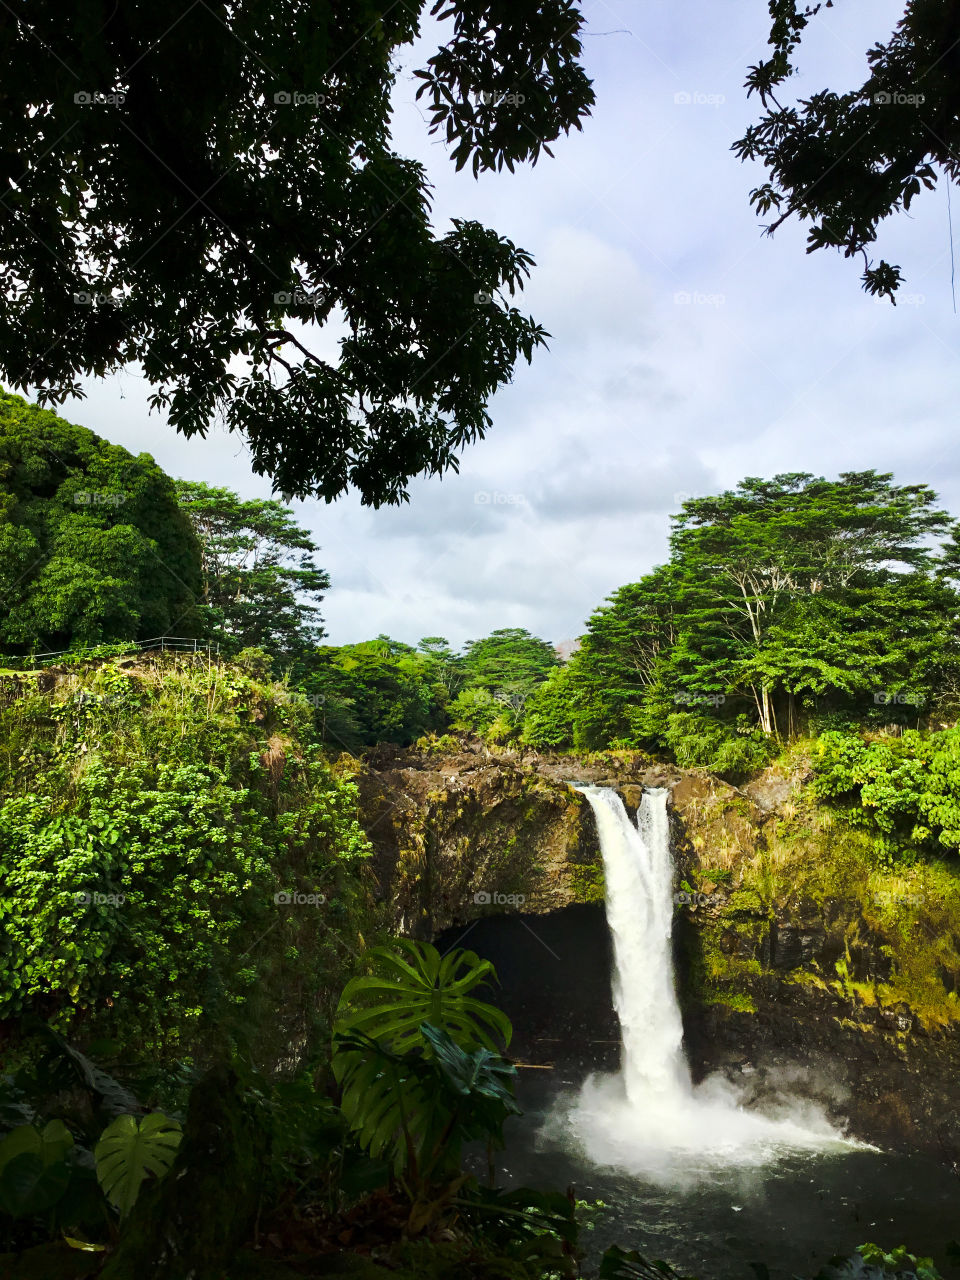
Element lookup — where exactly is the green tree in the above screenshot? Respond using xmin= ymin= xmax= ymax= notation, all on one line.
xmin=735 ymin=0 xmax=956 ymax=299
xmin=445 ymin=686 xmax=503 ymax=739
xmin=460 ymin=628 xmax=559 ymax=706
xmin=2 ymin=2 xmax=593 ymax=504
xmin=175 ymin=481 xmax=329 ymax=663
xmin=547 ymin=471 xmax=959 ymax=754
xmin=0 ymin=391 xmax=202 ymax=653
xmin=572 ymin=571 xmax=680 ymax=747
xmin=521 ymin=664 xmax=578 ymax=749
xmin=309 ymin=636 xmax=444 ymax=748
xmin=667 ymin=472 xmax=953 ymax=735
xmin=417 ymin=637 xmax=465 ymax=700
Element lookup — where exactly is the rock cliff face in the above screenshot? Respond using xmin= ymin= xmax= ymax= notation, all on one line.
xmin=357 ymin=740 xmax=960 ymax=1163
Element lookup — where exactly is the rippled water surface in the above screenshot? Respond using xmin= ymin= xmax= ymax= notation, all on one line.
xmin=472 ymin=1075 xmax=960 ymax=1280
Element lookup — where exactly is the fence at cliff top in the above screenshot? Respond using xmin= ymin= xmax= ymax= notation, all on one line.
xmin=1 ymin=636 xmax=221 ymax=669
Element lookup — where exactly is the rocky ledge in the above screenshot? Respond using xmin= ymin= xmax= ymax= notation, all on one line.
xmin=354 ymin=739 xmax=960 ymax=1162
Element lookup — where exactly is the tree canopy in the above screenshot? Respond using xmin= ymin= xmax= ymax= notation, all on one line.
xmin=736 ymin=0 xmax=959 ymax=299
xmin=459 ymin=627 xmax=559 ymax=704
xmin=0 ymin=391 xmax=202 ymax=653
xmin=175 ymin=481 xmax=329 ymax=662
xmin=515 ymin=472 xmax=960 ymax=767
xmin=305 ymin=636 xmax=450 ymax=748
xmin=3 ymin=1 xmax=593 ymax=504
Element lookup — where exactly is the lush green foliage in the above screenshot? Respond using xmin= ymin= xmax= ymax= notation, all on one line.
xmin=312 ymin=629 xmax=568 ymax=747
xmin=0 ymin=392 xmax=202 ymax=654
xmin=334 ymin=940 xmax=511 ymax=1054
xmin=333 ymin=1022 xmax=519 ymax=1185
xmin=812 ymin=728 xmax=960 ymax=859
xmin=0 ymin=1029 xmax=186 ymax=1250
xmin=1 ymin=2 xmax=593 ymax=503
xmin=508 ymin=473 xmax=960 ymax=776
xmin=175 ymin=481 xmax=329 ymax=663
xmin=460 ymin=628 xmax=559 ymax=703
xmin=446 ymin=686 xmax=506 ymax=739
xmin=306 ymin=628 xmax=563 ymax=749
xmin=333 ymin=943 xmax=514 ymax=1188
xmin=662 ymin=713 xmax=774 ymax=780
xmin=520 ymin=666 xmax=579 ymax=749
xmin=93 ymin=1113 xmax=182 ymax=1220
xmin=0 ymin=656 xmax=371 ymax=1056
xmin=306 ymin=636 xmax=450 ymax=748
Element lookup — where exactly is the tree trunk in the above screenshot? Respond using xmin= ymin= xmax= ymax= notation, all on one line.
xmin=759 ymin=685 xmax=774 ymax=735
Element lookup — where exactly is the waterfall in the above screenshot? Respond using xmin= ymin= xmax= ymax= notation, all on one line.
xmin=584 ymin=787 xmax=690 ymax=1105
xmin=555 ymin=785 xmax=852 ymax=1179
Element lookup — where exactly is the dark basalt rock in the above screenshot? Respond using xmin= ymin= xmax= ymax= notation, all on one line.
xmin=770 ymin=922 xmax=826 ymax=968
xmin=360 ymin=744 xmax=960 ymax=1168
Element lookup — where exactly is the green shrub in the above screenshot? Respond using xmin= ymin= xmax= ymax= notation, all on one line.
xmin=811 ymin=727 xmax=960 ymax=859
xmin=446 ymin=687 xmax=501 ymax=737
xmin=663 ymin=712 xmax=773 ymax=780
xmin=0 ymin=658 xmax=372 ymax=1060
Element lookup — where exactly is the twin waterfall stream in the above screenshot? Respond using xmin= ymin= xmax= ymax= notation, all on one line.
xmin=556 ymin=786 xmax=850 ymax=1181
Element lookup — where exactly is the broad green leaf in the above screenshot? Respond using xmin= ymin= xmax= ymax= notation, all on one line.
xmin=95 ymin=1111 xmax=182 ymax=1218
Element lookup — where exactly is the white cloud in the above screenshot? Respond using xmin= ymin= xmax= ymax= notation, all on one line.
xmin=39 ymin=0 xmax=960 ymax=649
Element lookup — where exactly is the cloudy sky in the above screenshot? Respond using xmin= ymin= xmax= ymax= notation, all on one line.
xmin=58 ymin=0 xmax=959 ymax=649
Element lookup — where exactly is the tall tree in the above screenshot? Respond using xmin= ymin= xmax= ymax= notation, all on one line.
xmin=735 ymin=0 xmax=959 ymax=299
xmin=460 ymin=627 xmax=559 ymax=707
xmin=417 ymin=636 xmax=465 ymax=699
xmin=175 ymin=482 xmax=328 ymax=661
xmin=573 ymin=570 xmax=680 ymax=744
xmin=546 ymin=472 xmax=959 ymax=753
xmin=668 ymin=472 xmax=952 ymax=733
xmin=0 ymin=391 xmax=202 ymax=653
xmin=308 ymin=637 xmax=444 ymax=747
xmin=2 ymin=2 xmax=593 ymax=503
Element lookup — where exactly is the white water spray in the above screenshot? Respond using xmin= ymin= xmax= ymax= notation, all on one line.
xmin=554 ymin=786 xmax=855 ymax=1179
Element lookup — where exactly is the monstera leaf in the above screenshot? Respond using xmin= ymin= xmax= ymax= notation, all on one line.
xmin=420 ymin=1022 xmax=518 ymax=1102
xmin=94 ymin=1112 xmax=181 ymax=1218
xmin=334 ymin=940 xmax=511 ymax=1053
xmin=332 ymin=1029 xmax=445 ymax=1177
xmin=333 ymin=1023 xmax=519 ymax=1182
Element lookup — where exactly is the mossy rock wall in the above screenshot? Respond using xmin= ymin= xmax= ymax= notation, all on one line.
xmin=667 ymin=766 xmax=960 ymax=1158
xmin=354 ymin=743 xmax=607 ymax=936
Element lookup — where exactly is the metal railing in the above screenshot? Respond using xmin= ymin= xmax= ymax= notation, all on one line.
xmin=4 ymin=637 xmax=221 ymax=668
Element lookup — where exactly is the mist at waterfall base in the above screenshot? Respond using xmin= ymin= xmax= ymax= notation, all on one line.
xmin=458 ymin=785 xmax=960 ymax=1278
xmin=547 ymin=787 xmax=857 ymax=1184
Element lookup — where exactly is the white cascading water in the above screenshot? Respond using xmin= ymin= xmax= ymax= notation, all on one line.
xmin=555 ymin=786 xmax=854 ymax=1180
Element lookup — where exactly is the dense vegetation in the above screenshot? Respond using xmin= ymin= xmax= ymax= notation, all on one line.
xmin=2 ymin=418 xmax=955 ymax=1275
xmin=0 ymin=393 xmax=202 ymax=653
xmin=0 ymin=654 xmax=371 ymax=1064
xmin=175 ymin=481 xmax=330 ymax=662
xmin=544 ymin=473 xmax=959 ymax=759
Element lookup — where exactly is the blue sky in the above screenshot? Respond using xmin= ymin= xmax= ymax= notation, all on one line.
xmin=59 ymin=0 xmax=960 ymax=649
